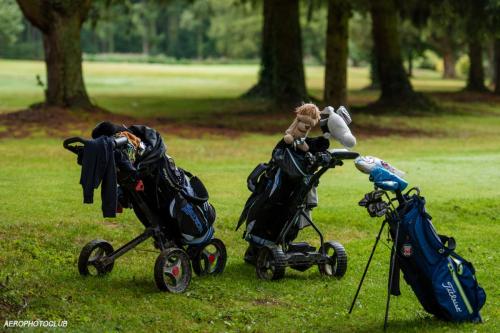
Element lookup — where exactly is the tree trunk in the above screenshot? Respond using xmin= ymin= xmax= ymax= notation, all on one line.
xmin=494 ymin=37 xmax=500 ymax=95
xmin=142 ymin=36 xmax=150 ymax=55
xmin=243 ymin=0 xmax=274 ymax=98
xmin=166 ymin=10 xmax=179 ymax=57
xmin=43 ymin=15 xmax=90 ymax=108
xmin=407 ymin=51 xmax=413 ymax=77
xmin=16 ymin=0 xmax=93 ymax=109
xmin=466 ymin=35 xmax=487 ymax=92
xmin=272 ymin=0 xmax=307 ymax=107
xmin=367 ymin=47 xmax=380 ymax=90
xmin=108 ymin=28 xmax=114 ymax=53
xmin=196 ymin=29 xmax=203 ymax=59
xmin=324 ymin=0 xmax=350 ymax=107
xmin=370 ymin=0 xmax=419 ymax=105
xmin=442 ymin=47 xmax=456 ymax=79
xmin=244 ymin=0 xmax=307 ymax=108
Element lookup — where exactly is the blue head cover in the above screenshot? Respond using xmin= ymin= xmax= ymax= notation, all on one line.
xmin=369 ymin=166 xmax=408 ymax=192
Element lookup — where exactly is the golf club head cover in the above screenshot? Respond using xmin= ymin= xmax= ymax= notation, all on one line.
xmin=354 ymin=155 xmax=406 ymax=178
xmin=369 ymin=167 xmax=408 ymax=192
xmin=320 ymin=106 xmax=356 ymax=148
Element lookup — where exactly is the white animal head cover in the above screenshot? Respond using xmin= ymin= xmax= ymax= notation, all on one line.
xmin=320 ymin=106 xmax=357 ymax=148
xmin=354 ymin=155 xmax=406 ymax=178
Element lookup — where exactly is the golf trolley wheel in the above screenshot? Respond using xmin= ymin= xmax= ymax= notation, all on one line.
xmin=190 ymin=238 xmax=227 ymax=276
xmin=78 ymin=239 xmax=115 ymax=276
xmin=154 ymin=247 xmax=192 ymax=293
xmin=256 ymin=245 xmax=286 ymax=281
xmin=318 ymin=241 xmax=347 ymax=278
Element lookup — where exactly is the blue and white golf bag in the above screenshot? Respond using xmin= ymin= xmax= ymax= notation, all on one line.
xmin=356 ymin=156 xmax=486 ymax=322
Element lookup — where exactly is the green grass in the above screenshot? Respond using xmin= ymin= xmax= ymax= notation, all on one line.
xmin=0 ymin=59 xmax=467 ymax=117
xmin=0 ymin=60 xmax=499 ymax=332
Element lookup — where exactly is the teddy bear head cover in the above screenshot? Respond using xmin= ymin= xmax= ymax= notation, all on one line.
xmin=320 ymin=106 xmax=356 ymax=148
xmin=283 ymin=103 xmax=321 ymax=152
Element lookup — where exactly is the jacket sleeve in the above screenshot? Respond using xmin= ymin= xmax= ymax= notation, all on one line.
xmin=100 ymin=137 xmax=118 ymax=218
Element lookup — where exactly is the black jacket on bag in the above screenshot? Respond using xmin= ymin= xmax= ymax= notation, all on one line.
xmin=79 ymin=136 xmax=117 ymax=218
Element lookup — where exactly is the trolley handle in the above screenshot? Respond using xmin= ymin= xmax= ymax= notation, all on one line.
xmin=63 ymin=136 xmax=129 ymax=155
xmin=330 ymin=150 xmax=359 ymax=160
xmin=63 ymin=137 xmax=88 ymax=155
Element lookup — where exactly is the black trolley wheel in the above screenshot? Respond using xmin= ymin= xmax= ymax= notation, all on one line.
xmin=154 ymin=247 xmax=192 ymax=293
xmin=256 ymin=245 xmax=286 ymax=281
xmin=78 ymin=239 xmax=115 ymax=276
xmin=318 ymin=241 xmax=347 ymax=278
xmin=190 ymin=238 xmax=227 ymax=276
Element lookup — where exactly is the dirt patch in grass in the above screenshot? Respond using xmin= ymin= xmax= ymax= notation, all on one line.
xmin=0 ymin=106 xmax=242 ymax=139
xmin=0 ymin=105 xmax=439 ymax=140
xmin=429 ymin=91 xmax=500 ymax=104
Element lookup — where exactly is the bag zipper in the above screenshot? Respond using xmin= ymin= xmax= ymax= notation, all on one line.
xmin=448 ymin=260 xmax=473 ymax=314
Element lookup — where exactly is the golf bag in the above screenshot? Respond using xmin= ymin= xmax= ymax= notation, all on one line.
xmin=387 ymin=193 xmax=486 ymax=322
xmin=237 ymin=138 xmax=327 ymax=246
xmin=100 ymin=124 xmax=216 ymax=246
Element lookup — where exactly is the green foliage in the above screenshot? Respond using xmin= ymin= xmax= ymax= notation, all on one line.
xmin=207 ymin=0 xmax=261 ymax=59
xmin=348 ymin=12 xmax=372 ymax=66
xmin=301 ymin=4 xmax=327 ymax=64
xmin=456 ymin=55 xmax=470 ymax=78
xmin=0 ymin=0 xmax=23 ymax=47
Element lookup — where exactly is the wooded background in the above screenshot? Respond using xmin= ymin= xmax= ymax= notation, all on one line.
xmin=1 ymin=0 xmax=499 ymax=110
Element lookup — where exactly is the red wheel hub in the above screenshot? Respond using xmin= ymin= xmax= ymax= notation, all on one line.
xmin=172 ymin=266 xmax=180 ymax=277
xmin=208 ymin=254 xmax=216 ymax=264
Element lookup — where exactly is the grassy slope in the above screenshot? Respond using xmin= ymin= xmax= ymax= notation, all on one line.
xmin=0 ymin=60 xmax=499 ymax=332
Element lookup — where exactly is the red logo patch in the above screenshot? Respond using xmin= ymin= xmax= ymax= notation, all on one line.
xmin=402 ymin=244 xmax=412 ymax=257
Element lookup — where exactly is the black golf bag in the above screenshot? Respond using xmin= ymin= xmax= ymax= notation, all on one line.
xmin=96 ymin=123 xmax=216 ymax=246
xmin=237 ymin=137 xmax=329 ymax=246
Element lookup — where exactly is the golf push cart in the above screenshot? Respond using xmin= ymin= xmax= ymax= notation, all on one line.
xmin=64 ymin=124 xmax=226 ymax=293
xmin=253 ymin=149 xmax=360 ymax=280
xmin=237 ymin=106 xmax=360 ymax=280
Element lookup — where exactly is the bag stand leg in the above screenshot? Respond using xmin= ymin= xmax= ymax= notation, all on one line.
xmin=349 ymin=219 xmax=387 ymax=314
xmin=384 ymin=220 xmax=401 ymax=331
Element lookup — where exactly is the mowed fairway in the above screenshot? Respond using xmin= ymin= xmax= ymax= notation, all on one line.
xmin=0 ymin=59 xmax=467 ymax=116
xmin=0 ymin=60 xmax=499 ymax=332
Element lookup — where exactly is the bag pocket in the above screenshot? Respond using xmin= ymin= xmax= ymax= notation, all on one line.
xmin=431 ymin=257 xmax=474 ymax=321
xmin=170 ymin=194 xmax=215 ymax=244
xmin=450 ymin=255 xmax=487 ymax=318
xmin=247 ymin=163 xmax=269 ymax=192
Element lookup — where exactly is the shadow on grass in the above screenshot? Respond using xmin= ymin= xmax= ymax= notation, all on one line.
xmin=353 ymin=316 xmax=465 ymax=333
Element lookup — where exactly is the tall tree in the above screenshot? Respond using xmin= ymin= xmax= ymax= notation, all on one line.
xmin=244 ymin=0 xmax=307 ymax=108
xmin=495 ymin=38 xmax=500 ymax=94
xmin=16 ymin=0 xmax=93 ymax=109
xmin=369 ymin=0 xmax=424 ymax=106
xmin=485 ymin=1 xmax=500 ymax=94
xmin=440 ymin=34 xmax=458 ymax=79
xmin=426 ymin=0 xmax=461 ymax=79
xmin=324 ymin=0 xmax=350 ymax=107
xmin=453 ymin=0 xmax=488 ymax=92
